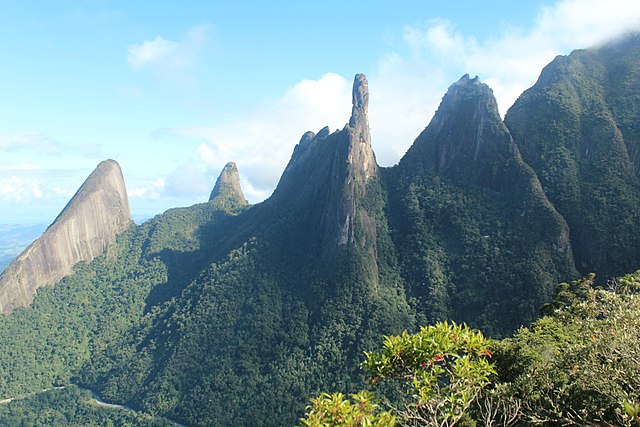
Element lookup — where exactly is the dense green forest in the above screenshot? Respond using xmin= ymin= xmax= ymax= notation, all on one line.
xmin=301 ymin=271 xmax=640 ymax=426
xmin=0 ymin=386 xmax=171 ymax=427
xmin=0 ymin=35 xmax=640 ymax=426
xmin=505 ymin=35 xmax=640 ymax=279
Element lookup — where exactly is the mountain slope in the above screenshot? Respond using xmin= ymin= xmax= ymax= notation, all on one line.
xmin=385 ymin=75 xmax=577 ymax=335
xmin=73 ymin=74 xmax=413 ymax=426
xmin=0 ymin=160 xmax=131 ymax=313
xmin=505 ymin=33 xmax=640 ymax=278
xmin=0 ymin=163 xmax=252 ymax=408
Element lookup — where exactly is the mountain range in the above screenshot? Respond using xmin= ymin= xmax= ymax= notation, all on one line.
xmin=0 ymin=34 xmax=639 ymax=426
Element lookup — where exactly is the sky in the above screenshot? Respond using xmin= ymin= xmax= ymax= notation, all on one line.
xmin=1 ymin=0 xmax=640 ymax=225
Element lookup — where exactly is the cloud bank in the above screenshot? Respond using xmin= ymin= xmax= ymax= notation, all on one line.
xmin=152 ymin=72 xmax=351 ymax=202
xmin=0 ymin=133 xmax=63 ymax=154
xmin=126 ymin=24 xmax=210 ymax=83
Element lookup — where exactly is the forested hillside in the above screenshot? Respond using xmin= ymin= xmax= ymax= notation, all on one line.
xmin=0 ymin=35 xmax=639 ymax=426
xmin=385 ymin=75 xmax=576 ymax=335
xmin=506 ymin=34 xmax=640 ymax=279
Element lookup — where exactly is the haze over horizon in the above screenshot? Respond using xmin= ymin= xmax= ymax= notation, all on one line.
xmin=2 ymin=0 xmax=640 ymax=225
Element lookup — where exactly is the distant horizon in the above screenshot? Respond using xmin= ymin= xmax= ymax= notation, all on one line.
xmin=2 ymin=0 xmax=640 ymax=225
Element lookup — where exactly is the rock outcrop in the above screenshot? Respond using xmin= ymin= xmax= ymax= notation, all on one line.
xmin=208 ymin=162 xmax=248 ymax=211
xmin=348 ymin=73 xmax=376 ymax=180
xmin=402 ymin=74 xmax=519 ymax=189
xmin=269 ymin=74 xmax=378 ymax=261
xmin=0 ymin=159 xmax=131 ymax=313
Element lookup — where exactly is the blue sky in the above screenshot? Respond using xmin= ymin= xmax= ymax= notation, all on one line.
xmin=2 ymin=0 xmax=640 ymax=225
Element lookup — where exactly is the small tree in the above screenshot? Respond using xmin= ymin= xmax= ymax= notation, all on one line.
xmin=362 ymin=321 xmax=495 ymax=427
xmin=299 ymin=322 xmax=494 ymax=427
xmin=299 ymin=391 xmax=396 ymax=427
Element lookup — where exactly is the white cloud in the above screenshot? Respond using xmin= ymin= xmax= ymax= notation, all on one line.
xmin=0 ymin=163 xmax=43 ymax=172
xmin=535 ymin=0 xmax=640 ymax=47
xmin=127 ymin=36 xmax=180 ymax=70
xmin=164 ymin=163 xmax=210 ymax=198
xmin=126 ymin=24 xmax=210 ymax=81
xmin=154 ymin=72 xmax=351 ymax=202
xmin=0 ymin=176 xmax=43 ymax=204
xmin=0 ymin=164 xmax=94 ymax=206
xmin=129 ymin=177 xmax=165 ymax=200
xmin=367 ymin=0 xmax=640 ymax=166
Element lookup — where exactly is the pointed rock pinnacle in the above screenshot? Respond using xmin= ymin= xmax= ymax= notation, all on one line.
xmin=209 ymin=162 xmax=248 ymax=211
xmin=349 ymin=73 xmax=370 ymax=133
xmin=347 ymin=73 xmax=376 ymax=181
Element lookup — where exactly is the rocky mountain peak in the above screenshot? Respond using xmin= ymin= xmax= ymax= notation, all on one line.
xmin=443 ymin=74 xmax=499 ymax=120
xmin=298 ymin=131 xmax=316 ymax=148
xmin=55 ymin=159 xmax=129 ymax=222
xmin=209 ymin=162 xmax=248 ymax=211
xmin=349 ymin=73 xmax=369 ymax=128
xmin=0 ymin=159 xmax=131 ymax=314
xmin=347 ymin=73 xmax=377 ymax=181
xmin=274 ymin=74 xmax=378 ymax=200
xmin=402 ymin=74 xmax=518 ymax=187
xmin=263 ymin=73 xmax=381 ymax=268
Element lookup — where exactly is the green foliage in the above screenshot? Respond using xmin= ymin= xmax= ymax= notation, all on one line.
xmin=384 ymin=169 xmax=575 ymax=336
xmin=302 ymin=322 xmax=494 ymax=427
xmin=493 ymin=272 xmax=640 ymax=425
xmin=539 ymin=273 xmax=595 ymax=315
xmin=363 ymin=321 xmax=494 ymax=427
xmin=0 ymin=386 xmax=170 ymax=426
xmin=300 ymin=392 xmax=396 ymax=427
xmin=623 ymin=400 xmax=640 ymax=426
xmin=303 ymin=271 xmax=640 ymax=427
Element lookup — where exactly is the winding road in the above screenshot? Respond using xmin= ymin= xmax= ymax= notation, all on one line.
xmin=0 ymin=385 xmax=188 ymax=427
xmin=87 ymin=388 xmax=188 ymax=427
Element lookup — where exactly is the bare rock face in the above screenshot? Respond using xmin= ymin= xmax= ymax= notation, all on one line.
xmin=0 ymin=159 xmax=131 ymax=313
xmin=339 ymin=73 xmax=378 ymax=245
xmin=348 ymin=73 xmax=376 ymax=181
xmin=268 ymin=73 xmax=379 ymax=268
xmin=208 ymin=162 xmax=248 ymax=211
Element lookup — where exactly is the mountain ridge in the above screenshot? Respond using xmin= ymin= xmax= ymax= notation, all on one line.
xmin=0 ymin=35 xmax=639 ymax=427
